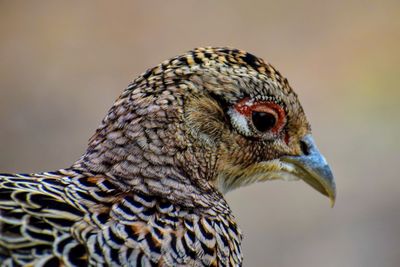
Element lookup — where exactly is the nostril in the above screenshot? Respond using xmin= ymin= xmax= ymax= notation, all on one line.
xmin=300 ymin=140 xmax=310 ymax=156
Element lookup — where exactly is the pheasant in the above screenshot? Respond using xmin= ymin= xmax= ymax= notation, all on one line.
xmin=0 ymin=47 xmax=335 ymax=267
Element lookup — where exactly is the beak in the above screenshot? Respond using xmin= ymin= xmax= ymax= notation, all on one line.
xmin=282 ymin=134 xmax=336 ymax=207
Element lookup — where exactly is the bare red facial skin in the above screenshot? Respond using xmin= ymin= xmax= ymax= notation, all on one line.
xmin=234 ymin=97 xmax=287 ymax=135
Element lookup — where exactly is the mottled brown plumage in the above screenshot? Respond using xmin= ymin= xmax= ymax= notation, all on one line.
xmin=0 ymin=47 xmax=335 ymax=266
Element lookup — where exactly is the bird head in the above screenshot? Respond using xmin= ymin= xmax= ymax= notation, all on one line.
xmin=78 ymin=47 xmax=335 ymax=207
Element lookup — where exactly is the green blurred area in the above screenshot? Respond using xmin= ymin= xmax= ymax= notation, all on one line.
xmin=0 ymin=1 xmax=399 ymax=266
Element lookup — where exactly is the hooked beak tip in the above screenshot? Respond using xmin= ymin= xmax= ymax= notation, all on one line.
xmin=282 ymin=134 xmax=336 ymax=207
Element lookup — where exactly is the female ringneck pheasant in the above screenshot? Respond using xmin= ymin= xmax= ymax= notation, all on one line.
xmin=0 ymin=47 xmax=335 ymax=266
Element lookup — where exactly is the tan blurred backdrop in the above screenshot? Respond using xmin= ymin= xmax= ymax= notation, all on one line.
xmin=0 ymin=1 xmax=399 ymax=266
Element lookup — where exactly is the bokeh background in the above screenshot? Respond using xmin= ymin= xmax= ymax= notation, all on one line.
xmin=0 ymin=1 xmax=399 ymax=266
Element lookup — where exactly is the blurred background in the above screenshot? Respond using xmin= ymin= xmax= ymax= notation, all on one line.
xmin=0 ymin=1 xmax=399 ymax=266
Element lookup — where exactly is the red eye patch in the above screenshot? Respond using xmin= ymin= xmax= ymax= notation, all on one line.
xmin=234 ymin=97 xmax=286 ymax=135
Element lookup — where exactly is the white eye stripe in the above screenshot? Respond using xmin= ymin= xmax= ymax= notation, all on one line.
xmin=227 ymin=108 xmax=252 ymax=136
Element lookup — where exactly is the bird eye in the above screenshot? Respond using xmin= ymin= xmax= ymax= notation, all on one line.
xmin=232 ymin=98 xmax=286 ymax=137
xmin=251 ymin=111 xmax=277 ymax=132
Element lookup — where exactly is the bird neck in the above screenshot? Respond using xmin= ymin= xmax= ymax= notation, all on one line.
xmin=72 ymin=153 xmax=226 ymax=212
xmin=71 ymin=100 xmax=224 ymax=210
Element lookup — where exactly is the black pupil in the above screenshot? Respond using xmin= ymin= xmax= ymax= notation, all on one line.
xmin=251 ymin=111 xmax=277 ymax=132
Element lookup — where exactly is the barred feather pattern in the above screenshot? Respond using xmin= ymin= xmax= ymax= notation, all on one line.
xmin=0 ymin=47 xmax=319 ymax=266
xmin=0 ymin=169 xmax=242 ymax=266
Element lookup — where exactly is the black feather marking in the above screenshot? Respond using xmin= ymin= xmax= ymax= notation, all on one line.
xmin=69 ymin=244 xmax=88 ymax=266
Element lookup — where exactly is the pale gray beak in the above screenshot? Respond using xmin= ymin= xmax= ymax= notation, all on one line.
xmin=282 ymin=134 xmax=336 ymax=207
